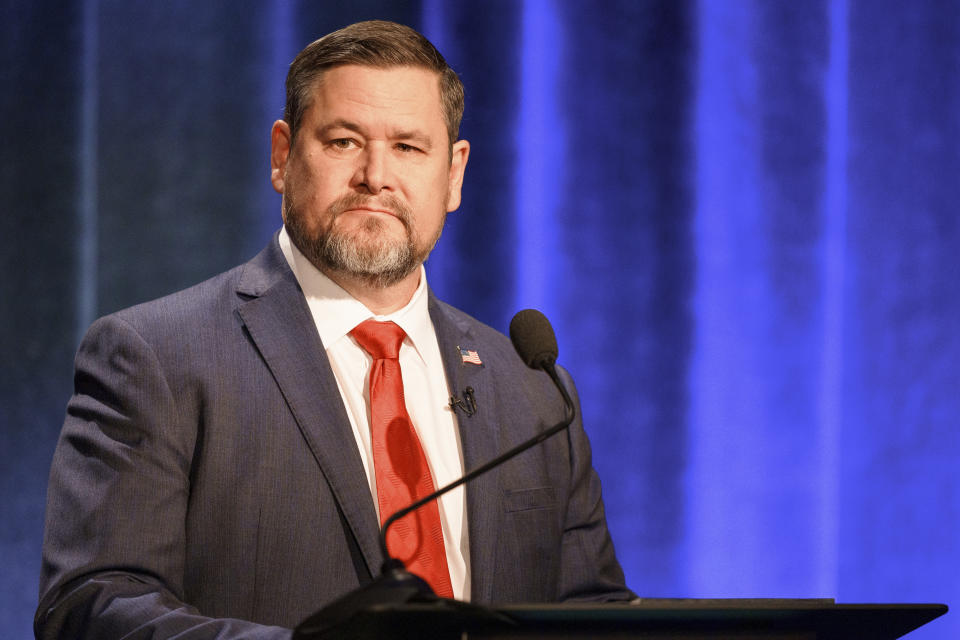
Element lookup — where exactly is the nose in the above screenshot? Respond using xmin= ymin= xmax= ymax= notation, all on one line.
xmin=354 ymin=142 xmax=391 ymax=194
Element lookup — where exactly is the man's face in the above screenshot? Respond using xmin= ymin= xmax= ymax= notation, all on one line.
xmin=270 ymin=64 xmax=469 ymax=288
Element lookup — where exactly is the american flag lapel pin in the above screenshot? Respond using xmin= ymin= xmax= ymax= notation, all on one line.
xmin=458 ymin=346 xmax=483 ymax=366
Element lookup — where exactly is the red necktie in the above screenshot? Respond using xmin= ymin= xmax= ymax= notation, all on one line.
xmin=350 ymin=319 xmax=453 ymax=598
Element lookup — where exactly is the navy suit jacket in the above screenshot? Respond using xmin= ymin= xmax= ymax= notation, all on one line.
xmin=36 ymin=236 xmax=632 ymax=639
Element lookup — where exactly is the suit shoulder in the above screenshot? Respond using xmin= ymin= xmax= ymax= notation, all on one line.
xmin=96 ymin=236 xmax=287 ymax=339
xmin=105 ymin=264 xmax=246 ymax=336
xmin=430 ymin=298 xmax=515 ymax=351
xmin=428 ymin=298 xmax=561 ymax=395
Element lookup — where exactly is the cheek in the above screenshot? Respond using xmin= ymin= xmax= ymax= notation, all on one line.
xmin=413 ymin=201 xmax=448 ymax=240
xmin=283 ymin=180 xmax=325 ymax=234
xmin=287 ymin=166 xmax=333 ymax=212
xmin=416 ymin=168 xmax=453 ymax=207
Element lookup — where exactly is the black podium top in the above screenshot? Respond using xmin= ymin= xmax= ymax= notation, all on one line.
xmin=311 ymin=598 xmax=948 ymax=640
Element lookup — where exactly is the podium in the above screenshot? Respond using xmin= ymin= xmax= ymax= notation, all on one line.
xmin=300 ymin=598 xmax=948 ymax=640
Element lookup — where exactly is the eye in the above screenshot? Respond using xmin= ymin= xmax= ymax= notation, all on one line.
xmin=329 ymin=138 xmax=357 ymax=150
xmin=395 ymin=142 xmax=422 ymax=153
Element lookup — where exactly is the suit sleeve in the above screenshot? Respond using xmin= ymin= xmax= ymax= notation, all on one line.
xmin=555 ymin=367 xmax=636 ymax=602
xmin=35 ymin=315 xmax=291 ymax=639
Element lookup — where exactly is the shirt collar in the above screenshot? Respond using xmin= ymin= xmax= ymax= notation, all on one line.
xmin=279 ymin=225 xmax=433 ymax=362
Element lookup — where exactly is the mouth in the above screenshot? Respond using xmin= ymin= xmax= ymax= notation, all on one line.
xmin=345 ymin=206 xmax=397 ymax=218
xmin=341 ymin=205 xmax=403 ymax=228
xmin=329 ymin=193 xmax=412 ymax=232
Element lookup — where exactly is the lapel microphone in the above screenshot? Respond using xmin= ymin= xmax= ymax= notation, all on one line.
xmin=448 ymin=386 xmax=477 ymax=416
xmin=295 ymin=309 xmax=575 ymax=640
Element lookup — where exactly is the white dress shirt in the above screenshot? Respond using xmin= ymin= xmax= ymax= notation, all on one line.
xmin=278 ymin=227 xmax=471 ymax=600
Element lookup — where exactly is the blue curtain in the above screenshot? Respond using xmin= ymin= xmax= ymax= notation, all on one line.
xmin=2 ymin=1 xmax=958 ymax=638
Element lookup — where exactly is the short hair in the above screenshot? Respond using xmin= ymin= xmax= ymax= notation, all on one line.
xmin=284 ymin=20 xmax=464 ymax=147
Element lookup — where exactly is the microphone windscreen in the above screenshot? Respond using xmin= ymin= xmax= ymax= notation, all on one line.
xmin=509 ymin=309 xmax=559 ymax=370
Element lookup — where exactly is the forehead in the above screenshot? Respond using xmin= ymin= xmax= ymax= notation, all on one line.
xmin=306 ymin=65 xmax=445 ymax=132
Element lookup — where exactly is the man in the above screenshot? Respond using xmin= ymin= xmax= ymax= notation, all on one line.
xmin=35 ymin=20 xmax=632 ymax=639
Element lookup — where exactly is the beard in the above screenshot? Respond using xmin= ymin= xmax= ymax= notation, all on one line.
xmin=284 ymin=191 xmax=444 ymax=289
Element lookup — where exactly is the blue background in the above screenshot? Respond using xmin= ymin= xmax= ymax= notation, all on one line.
xmin=2 ymin=1 xmax=958 ymax=638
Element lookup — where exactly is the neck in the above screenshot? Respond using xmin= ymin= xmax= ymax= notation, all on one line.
xmin=321 ymin=266 xmax=422 ymax=316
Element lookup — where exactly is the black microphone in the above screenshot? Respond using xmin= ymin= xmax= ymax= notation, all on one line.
xmin=448 ymin=386 xmax=477 ymax=416
xmin=294 ymin=309 xmax=576 ymax=639
xmin=509 ymin=309 xmax=575 ymax=426
xmin=509 ymin=308 xmax=558 ymax=369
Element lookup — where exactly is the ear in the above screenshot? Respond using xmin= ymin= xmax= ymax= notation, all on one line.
xmin=270 ymin=120 xmax=292 ymax=194
xmin=445 ymin=139 xmax=470 ymax=212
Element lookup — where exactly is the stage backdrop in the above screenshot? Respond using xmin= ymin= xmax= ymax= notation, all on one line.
xmin=2 ymin=1 xmax=957 ymax=638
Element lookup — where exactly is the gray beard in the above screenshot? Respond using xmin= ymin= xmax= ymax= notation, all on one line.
xmin=284 ymin=193 xmax=442 ymax=289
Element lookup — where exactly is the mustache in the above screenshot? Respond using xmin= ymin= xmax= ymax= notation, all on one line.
xmin=327 ymin=193 xmax=413 ymax=230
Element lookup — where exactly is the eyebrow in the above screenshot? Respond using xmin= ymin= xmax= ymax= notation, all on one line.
xmin=393 ymin=129 xmax=433 ymax=150
xmin=318 ymin=119 xmax=365 ymax=137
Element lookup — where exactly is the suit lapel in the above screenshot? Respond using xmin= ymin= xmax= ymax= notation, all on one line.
xmin=235 ymin=240 xmax=383 ymax=580
xmin=429 ymin=296 xmax=501 ymax=603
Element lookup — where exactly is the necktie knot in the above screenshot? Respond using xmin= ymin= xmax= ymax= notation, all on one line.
xmin=351 ymin=319 xmax=406 ymax=360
